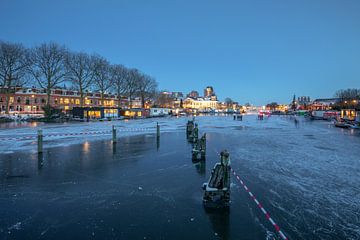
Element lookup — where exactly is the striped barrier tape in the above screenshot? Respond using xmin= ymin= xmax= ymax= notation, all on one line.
xmin=0 ymin=127 xmax=158 ymax=141
xmin=0 ymin=136 xmax=37 ymax=141
xmin=231 ymin=168 xmax=288 ymax=240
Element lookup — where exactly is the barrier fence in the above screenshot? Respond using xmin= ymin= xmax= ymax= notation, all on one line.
xmin=0 ymin=123 xmax=162 ymax=154
xmin=231 ymin=168 xmax=288 ymax=240
xmin=0 ymin=127 xmax=158 ymax=141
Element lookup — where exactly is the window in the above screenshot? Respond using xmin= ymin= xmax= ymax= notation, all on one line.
xmin=17 ymin=97 xmax=21 ymax=103
xmin=41 ymin=98 xmax=46 ymax=104
xmin=76 ymin=99 xmax=80 ymax=105
xmin=25 ymin=98 xmax=30 ymax=105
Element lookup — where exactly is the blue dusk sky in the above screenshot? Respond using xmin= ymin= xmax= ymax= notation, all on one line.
xmin=1 ymin=0 xmax=360 ymax=105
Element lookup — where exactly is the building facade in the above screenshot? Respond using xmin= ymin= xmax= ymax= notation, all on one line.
xmin=183 ymin=97 xmax=218 ymax=110
xmin=0 ymin=87 xmax=127 ymax=114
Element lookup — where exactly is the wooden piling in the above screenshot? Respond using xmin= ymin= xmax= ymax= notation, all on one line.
xmin=37 ymin=129 xmax=43 ymax=154
xmin=112 ymin=125 xmax=117 ymax=143
xmin=156 ymin=122 xmax=160 ymax=138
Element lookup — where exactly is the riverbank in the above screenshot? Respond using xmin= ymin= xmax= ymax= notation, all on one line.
xmin=1 ymin=115 xmax=360 ymax=239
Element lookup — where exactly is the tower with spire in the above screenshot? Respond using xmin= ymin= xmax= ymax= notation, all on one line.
xmin=291 ymin=94 xmax=297 ymax=111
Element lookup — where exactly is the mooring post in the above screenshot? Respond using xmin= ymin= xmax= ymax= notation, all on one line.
xmin=156 ymin=122 xmax=160 ymax=139
xmin=112 ymin=125 xmax=117 ymax=143
xmin=37 ymin=129 xmax=43 ymax=154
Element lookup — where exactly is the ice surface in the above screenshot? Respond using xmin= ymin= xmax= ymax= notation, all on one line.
xmin=1 ymin=114 xmax=360 ymax=240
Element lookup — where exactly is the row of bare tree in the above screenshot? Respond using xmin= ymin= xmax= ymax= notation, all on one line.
xmin=0 ymin=41 xmax=158 ymax=113
xmin=335 ymin=88 xmax=360 ymax=100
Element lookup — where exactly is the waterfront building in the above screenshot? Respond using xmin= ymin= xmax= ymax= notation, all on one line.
xmin=183 ymin=97 xmax=218 ymax=111
xmin=150 ymin=108 xmax=170 ymax=117
xmin=311 ymin=98 xmax=341 ymax=110
xmin=72 ymin=106 xmax=121 ymax=119
xmin=0 ymin=87 xmax=127 ymax=115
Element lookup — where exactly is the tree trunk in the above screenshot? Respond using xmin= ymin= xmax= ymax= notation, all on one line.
xmin=4 ymin=78 xmax=11 ymax=114
xmin=5 ymin=92 xmax=10 ymax=114
xmin=141 ymin=95 xmax=145 ymax=108
xmin=79 ymin=84 xmax=84 ymax=107
xmin=118 ymin=95 xmax=121 ymax=108
xmin=47 ymin=87 xmax=51 ymax=107
xmin=101 ymin=92 xmax=104 ymax=106
xmin=128 ymin=95 xmax=132 ymax=109
xmin=80 ymin=92 xmax=84 ymax=107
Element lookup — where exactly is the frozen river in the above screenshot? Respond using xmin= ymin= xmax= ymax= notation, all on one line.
xmin=1 ymin=115 xmax=360 ymax=239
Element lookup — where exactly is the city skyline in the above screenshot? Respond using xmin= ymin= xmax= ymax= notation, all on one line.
xmin=1 ymin=0 xmax=360 ymax=105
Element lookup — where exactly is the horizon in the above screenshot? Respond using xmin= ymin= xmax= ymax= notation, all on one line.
xmin=1 ymin=0 xmax=360 ymax=105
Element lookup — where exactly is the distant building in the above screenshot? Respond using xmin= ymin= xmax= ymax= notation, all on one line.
xmin=290 ymin=94 xmax=297 ymax=110
xmin=187 ymin=90 xmax=199 ymax=99
xmin=183 ymin=97 xmax=218 ymax=110
xmin=210 ymin=95 xmax=217 ymax=101
xmin=298 ymin=96 xmax=311 ymax=105
xmin=150 ymin=108 xmax=170 ymax=117
xmin=204 ymin=86 xmax=214 ymax=98
xmin=204 ymin=86 xmax=217 ymax=101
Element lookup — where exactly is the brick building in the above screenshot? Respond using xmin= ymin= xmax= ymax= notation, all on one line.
xmin=0 ymin=87 xmax=128 ymax=115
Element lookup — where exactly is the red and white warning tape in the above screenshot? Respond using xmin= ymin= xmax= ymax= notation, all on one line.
xmin=0 ymin=127 xmax=157 ymax=141
xmin=0 ymin=136 xmax=37 ymax=141
xmin=231 ymin=168 xmax=288 ymax=240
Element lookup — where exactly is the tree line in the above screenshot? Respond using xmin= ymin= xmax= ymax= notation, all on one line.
xmin=0 ymin=41 xmax=158 ymax=114
xmin=334 ymin=88 xmax=360 ymax=100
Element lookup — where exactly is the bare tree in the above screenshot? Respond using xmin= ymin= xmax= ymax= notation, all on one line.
xmin=65 ymin=52 xmax=96 ymax=106
xmin=137 ymin=74 xmax=158 ymax=108
xmin=93 ymin=55 xmax=112 ymax=104
xmin=0 ymin=41 xmax=29 ymax=114
xmin=28 ymin=42 xmax=67 ymax=106
xmin=111 ymin=64 xmax=128 ymax=107
xmin=335 ymin=88 xmax=360 ymax=100
xmin=154 ymin=91 xmax=174 ymax=108
xmin=125 ymin=68 xmax=141 ymax=108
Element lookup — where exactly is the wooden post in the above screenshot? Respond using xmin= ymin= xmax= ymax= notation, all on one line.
xmin=37 ymin=129 xmax=43 ymax=154
xmin=156 ymin=122 xmax=160 ymax=139
xmin=112 ymin=125 xmax=117 ymax=143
